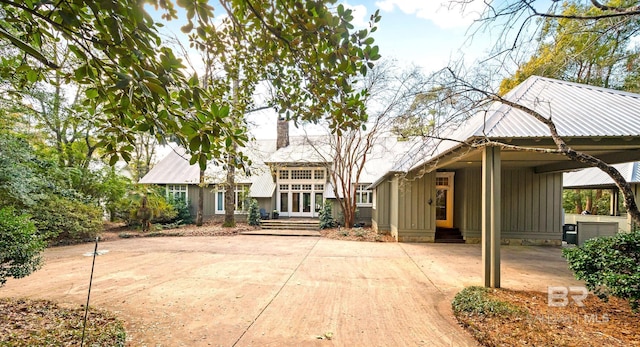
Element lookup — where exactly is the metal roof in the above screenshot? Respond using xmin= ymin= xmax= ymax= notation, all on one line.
xmin=138 ymin=148 xmax=200 ymax=184
xmin=248 ymin=171 xmax=276 ymax=197
xmin=378 ymin=75 xmax=640 ymax=181
xmin=483 ymin=77 xmax=640 ymax=138
xmin=563 ymin=162 xmax=640 ymax=189
xmin=264 ymin=136 xmax=332 ymax=164
xmin=140 ymin=134 xmax=410 ymax=196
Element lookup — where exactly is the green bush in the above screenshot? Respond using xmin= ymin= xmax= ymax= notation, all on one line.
xmin=167 ymin=195 xmax=193 ymax=225
xmin=247 ymin=199 xmax=260 ymax=226
xmin=113 ymin=188 xmax=177 ymax=226
xmin=0 ymin=207 xmax=46 ymax=286
xmin=30 ymin=195 xmax=103 ymax=244
xmin=563 ymin=231 xmax=640 ymax=310
xmin=319 ymin=200 xmax=335 ymax=229
xmin=452 ymin=286 xmax=521 ymax=317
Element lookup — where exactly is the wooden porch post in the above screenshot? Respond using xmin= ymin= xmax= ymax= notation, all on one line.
xmin=482 ymin=146 xmax=501 ymax=288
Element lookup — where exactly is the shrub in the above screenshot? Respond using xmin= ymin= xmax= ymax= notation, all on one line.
xmin=563 ymin=231 xmax=640 ymax=311
xmin=0 ymin=207 xmax=46 ymax=286
xmin=113 ymin=188 xmax=177 ymax=226
xmin=452 ymin=286 xmax=521 ymax=317
xmin=319 ymin=200 xmax=334 ymax=229
xmin=247 ymin=199 xmax=260 ymax=226
xmin=167 ymin=195 xmax=193 ymax=225
xmin=30 ymin=195 xmax=103 ymax=244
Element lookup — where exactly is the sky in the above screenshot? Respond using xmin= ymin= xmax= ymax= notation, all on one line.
xmin=152 ymin=0 xmax=496 ymax=140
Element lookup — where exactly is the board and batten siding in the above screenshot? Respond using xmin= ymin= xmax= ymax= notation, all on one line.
xmin=372 ymin=180 xmax=391 ymax=232
xmin=396 ymin=171 xmax=437 ymax=242
xmin=458 ymin=167 xmax=563 ymax=244
xmin=186 ymin=184 xmax=216 ymax=217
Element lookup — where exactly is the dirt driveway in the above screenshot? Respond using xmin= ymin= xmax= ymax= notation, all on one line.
xmin=1 ymin=236 xmax=582 ymax=346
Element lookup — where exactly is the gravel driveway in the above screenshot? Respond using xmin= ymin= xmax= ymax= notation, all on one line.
xmin=1 ymin=235 xmax=582 ymax=346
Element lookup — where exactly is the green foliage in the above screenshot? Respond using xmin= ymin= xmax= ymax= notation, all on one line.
xmin=247 ymin=199 xmax=260 ymax=226
xmin=562 ymin=189 xmax=617 ymax=215
xmin=0 ymin=133 xmax=46 ymax=208
xmin=167 ymin=195 xmax=193 ymax=225
xmin=319 ymin=200 xmax=335 ymax=229
xmin=0 ymin=207 xmax=46 ymax=286
xmin=1 ymin=0 xmax=381 ymax=171
xmin=499 ymin=1 xmax=640 ymax=94
xmin=563 ymin=231 xmax=640 ymax=311
xmin=452 ymin=286 xmax=521 ymax=317
xmin=30 ymin=195 xmax=103 ymax=244
xmin=113 ymin=187 xmax=177 ymax=226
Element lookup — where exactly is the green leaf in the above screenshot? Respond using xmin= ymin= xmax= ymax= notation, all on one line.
xmin=26 ymin=70 xmax=39 ymax=83
xmin=85 ymin=88 xmax=99 ymax=99
xmin=189 ymin=136 xmax=200 ymax=152
xmin=109 ymin=154 xmax=119 ymax=166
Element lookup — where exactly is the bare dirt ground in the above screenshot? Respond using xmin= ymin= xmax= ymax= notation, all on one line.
xmin=456 ymin=288 xmax=640 ymax=346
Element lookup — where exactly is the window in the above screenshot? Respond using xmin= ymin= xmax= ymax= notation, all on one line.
xmin=279 ymin=170 xmax=289 ymax=180
xmin=215 ymin=185 xmax=250 ymax=213
xmin=216 ymin=191 xmax=224 ymax=211
xmin=314 ymin=184 xmax=324 ymax=191
xmin=314 ymin=170 xmax=325 ymax=180
xmin=291 ymin=184 xmax=301 ymax=191
xmin=291 ymin=169 xmax=312 ymax=180
xmin=355 ymin=184 xmax=373 ymax=206
xmin=301 ymin=184 xmax=312 ymax=191
xmin=436 ymin=176 xmax=449 ymax=187
xmin=279 ymin=184 xmax=289 ymax=191
xmin=167 ymin=185 xmax=187 ymax=201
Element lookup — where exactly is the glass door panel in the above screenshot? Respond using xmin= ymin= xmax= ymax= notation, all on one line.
xmin=314 ymin=193 xmax=323 ymax=213
xmin=436 ymin=189 xmax=447 ymax=221
xmin=303 ymin=193 xmax=311 ymax=212
xmin=292 ymin=193 xmax=300 ymax=213
xmin=280 ymin=192 xmax=288 ymax=213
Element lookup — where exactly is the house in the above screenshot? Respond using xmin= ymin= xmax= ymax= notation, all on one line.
xmin=139 ymin=118 xmax=411 ymax=223
xmin=370 ymin=76 xmax=640 ymax=247
xmin=141 ymin=75 xmax=640 ymax=288
xmin=563 ymin=161 xmax=640 ymax=232
xmin=141 ymin=76 xmax=640 ymax=250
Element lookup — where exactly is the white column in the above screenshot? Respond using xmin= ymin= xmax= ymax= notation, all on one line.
xmin=482 ymin=146 xmax=501 ymax=288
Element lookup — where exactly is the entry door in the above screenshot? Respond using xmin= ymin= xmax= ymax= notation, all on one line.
xmin=289 ymin=191 xmax=313 ymax=217
xmin=435 ymin=172 xmax=454 ymax=228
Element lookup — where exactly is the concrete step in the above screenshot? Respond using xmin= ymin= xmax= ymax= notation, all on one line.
xmin=261 ymin=219 xmax=320 ymax=231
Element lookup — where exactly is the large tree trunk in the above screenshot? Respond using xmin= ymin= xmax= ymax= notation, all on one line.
xmin=585 ymin=192 xmax=593 ymax=214
xmin=196 ymin=169 xmax=204 ymax=226
xmin=224 ymin=154 xmax=236 ymax=227
xmin=575 ymin=189 xmax=583 ymax=214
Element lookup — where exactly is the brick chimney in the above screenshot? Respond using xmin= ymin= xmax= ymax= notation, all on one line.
xmin=276 ymin=117 xmax=289 ymax=149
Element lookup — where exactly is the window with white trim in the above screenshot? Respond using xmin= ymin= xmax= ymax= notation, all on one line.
xmin=167 ymin=184 xmax=188 ymax=201
xmin=355 ymin=184 xmax=373 ymax=206
xmin=291 ymin=169 xmax=312 ymax=180
xmin=214 ymin=185 xmax=250 ymax=213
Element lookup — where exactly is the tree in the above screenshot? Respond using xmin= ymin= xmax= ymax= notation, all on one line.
xmin=306 ymin=60 xmax=428 ymax=227
xmin=1 ymin=1 xmax=379 ymax=172
xmin=0 ymin=207 xmax=46 ymax=286
xmin=498 ymin=1 xmax=640 ymax=94
xmin=169 ymin=1 xmax=381 ymax=226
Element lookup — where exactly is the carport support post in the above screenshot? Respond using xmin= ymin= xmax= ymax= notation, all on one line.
xmin=482 ymin=146 xmax=501 ymax=288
